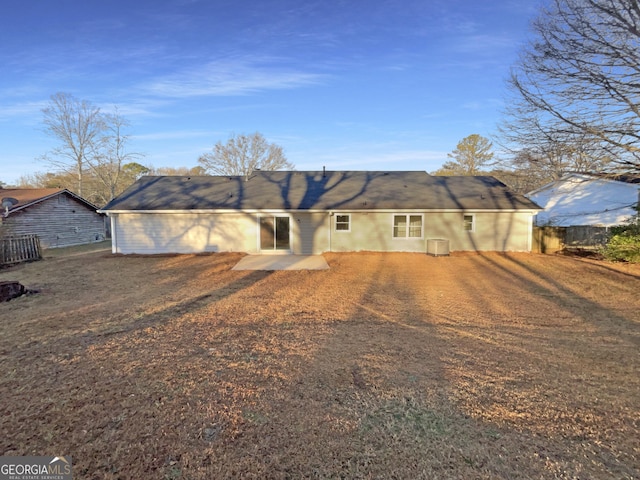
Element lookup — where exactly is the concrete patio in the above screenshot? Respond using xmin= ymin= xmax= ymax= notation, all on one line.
xmin=232 ymin=255 xmax=330 ymax=271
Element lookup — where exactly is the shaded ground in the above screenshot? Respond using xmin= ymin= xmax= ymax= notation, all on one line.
xmin=0 ymin=249 xmax=638 ymax=479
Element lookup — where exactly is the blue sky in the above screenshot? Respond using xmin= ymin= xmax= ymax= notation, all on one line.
xmin=0 ymin=0 xmax=537 ymax=185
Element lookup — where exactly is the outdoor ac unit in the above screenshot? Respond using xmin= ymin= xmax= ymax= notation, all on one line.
xmin=427 ymin=238 xmax=450 ymax=256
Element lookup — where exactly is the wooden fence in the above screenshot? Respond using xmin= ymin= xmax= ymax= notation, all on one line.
xmin=533 ymin=227 xmax=565 ymax=254
xmin=565 ymin=226 xmax=610 ymax=248
xmin=533 ymin=226 xmax=610 ymax=254
xmin=0 ymin=234 xmax=43 ymax=266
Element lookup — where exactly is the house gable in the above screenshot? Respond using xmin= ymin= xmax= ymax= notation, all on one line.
xmin=1 ymin=189 xmax=105 ymax=248
xmin=2 ymin=188 xmax=100 ymax=216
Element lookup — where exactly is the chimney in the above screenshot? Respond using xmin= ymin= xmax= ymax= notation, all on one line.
xmin=323 ymin=166 xmax=326 ymax=178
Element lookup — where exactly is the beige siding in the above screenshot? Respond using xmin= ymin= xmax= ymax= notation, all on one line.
xmin=329 ymin=211 xmax=533 ymax=253
xmin=330 ymin=212 xmax=425 ymax=252
xmin=111 ymin=210 xmax=534 ymax=255
xmin=2 ymin=194 xmax=105 ymax=248
xmin=425 ymin=211 xmax=533 ymax=252
xmin=112 ymin=213 xmax=258 ymax=254
xmin=291 ymin=213 xmax=329 ymax=254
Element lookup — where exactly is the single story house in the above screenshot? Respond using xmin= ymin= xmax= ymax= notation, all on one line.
xmin=100 ymin=171 xmax=541 ymax=255
xmin=1 ymin=188 xmax=106 ymax=248
xmin=527 ymin=173 xmax=640 ymax=227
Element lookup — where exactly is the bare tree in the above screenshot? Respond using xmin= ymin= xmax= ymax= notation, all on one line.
xmin=40 ymin=95 xmax=145 ymax=204
xmin=488 ymin=168 xmax=548 ymax=195
xmin=506 ymin=0 xmax=640 ymax=172
xmin=151 ymin=166 xmax=206 ymax=176
xmin=198 ymin=132 xmax=294 ymax=176
xmin=17 ymin=171 xmax=73 ymax=189
xmin=41 ymin=92 xmax=106 ymax=196
xmin=433 ymin=134 xmax=494 ymax=175
xmin=499 ymin=96 xmax=613 ymax=174
xmin=86 ymin=109 xmax=144 ymax=204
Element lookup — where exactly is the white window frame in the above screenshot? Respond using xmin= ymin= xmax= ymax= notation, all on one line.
xmin=257 ymin=214 xmax=292 ymax=253
xmin=463 ymin=214 xmax=475 ymax=232
xmin=392 ymin=214 xmax=423 ymax=239
xmin=335 ymin=213 xmax=351 ymax=232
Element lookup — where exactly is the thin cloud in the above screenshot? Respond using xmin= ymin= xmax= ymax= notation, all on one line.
xmin=134 ymin=130 xmax=212 ymax=141
xmin=0 ymin=100 xmax=47 ymax=121
xmin=296 ymin=148 xmax=447 ymax=171
xmin=98 ymin=98 xmax=174 ymax=117
xmin=462 ymin=98 xmax=504 ymax=110
xmin=451 ymin=33 xmax=515 ymax=54
xmin=142 ymin=57 xmax=328 ymax=98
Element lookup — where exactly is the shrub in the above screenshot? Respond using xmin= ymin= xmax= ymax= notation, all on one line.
xmin=602 ymin=225 xmax=640 ymax=263
xmin=610 ymin=222 xmax=640 ymax=237
xmin=602 ymin=204 xmax=640 ymax=263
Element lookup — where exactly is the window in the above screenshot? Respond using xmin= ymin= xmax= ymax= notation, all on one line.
xmin=463 ymin=214 xmax=475 ymax=232
xmin=393 ymin=214 xmax=423 ymax=238
xmin=393 ymin=215 xmax=407 ymax=237
xmin=335 ymin=214 xmax=350 ymax=232
xmin=409 ymin=215 xmax=422 ymax=237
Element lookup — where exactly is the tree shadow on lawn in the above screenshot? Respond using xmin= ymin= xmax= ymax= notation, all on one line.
xmin=3 ymin=252 xmax=269 ymax=350
xmin=0 ymin=255 xmax=278 ymax=475
xmin=241 ymin=252 xmax=639 ymax=479
xmin=176 ymin=253 xmax=639 ymax=479
xmin=447 ymin=253 xmax=640 ymax=477
xmin=2 ymin=252 xmax=639 ymax=479
xmin=469 ymin=252 xmax=640 ymax=345
xmin=79 ymin=269 xmax=275 ymax=343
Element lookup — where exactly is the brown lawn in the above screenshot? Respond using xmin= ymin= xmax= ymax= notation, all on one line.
xmin=1 ymin=248 xmax=639 ymax=479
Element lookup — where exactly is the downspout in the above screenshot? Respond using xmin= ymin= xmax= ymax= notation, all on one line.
xmin=110 ymin=214 xmax=117 ymax=254
xmin=527 ymin=211 xmax=534 ymax=252
xmin=636 ymin=188 xmax=640 ymax=225
xmin=328 ymin=211 xmax=333 ymax=252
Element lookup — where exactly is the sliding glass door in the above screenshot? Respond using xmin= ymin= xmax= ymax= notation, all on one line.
xmin=260 ymin=216 xmax=290 ymax=251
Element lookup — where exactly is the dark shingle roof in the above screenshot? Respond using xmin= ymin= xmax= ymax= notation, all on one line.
xmin=101 ymin=171 xmax=541 ymax=212
xmin=1 ymin=188 xmax=99 ymax=215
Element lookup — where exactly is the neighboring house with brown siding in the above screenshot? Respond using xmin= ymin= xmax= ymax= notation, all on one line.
xmin=1 ymin=188 xmax=106 ymax=248
xmin=100 ymin=171 xmax=541 ymax=255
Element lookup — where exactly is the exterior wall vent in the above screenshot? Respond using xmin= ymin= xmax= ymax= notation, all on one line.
xmin=427 ymin=238 xmax=450 ymax=256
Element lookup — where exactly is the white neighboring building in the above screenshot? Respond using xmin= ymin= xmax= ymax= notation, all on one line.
xmin=527 ymin=173 xmax=640 ymax=227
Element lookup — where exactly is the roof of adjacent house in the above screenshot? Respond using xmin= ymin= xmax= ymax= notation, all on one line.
xmin=101 ymin=171 xmax=541 ymax=212
xmin=588 ymin=172 xmax=640 ymax=184
xmin=1 ymin=188 xmax=99 ymax=215
xmin=525 ymin=172 xmax=639 ymax=227
xmin=527 ymin=172 xmax=640 ymax=197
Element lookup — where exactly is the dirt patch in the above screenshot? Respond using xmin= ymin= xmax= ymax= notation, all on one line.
xmin=557 ymin=247 xmax=606 ymax=260
xmin=0 ymin=281 xmax=27 ymax=301
xmin=1 ymin=251 xmax=638 ymax=479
